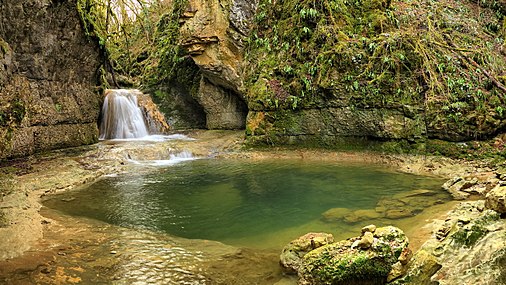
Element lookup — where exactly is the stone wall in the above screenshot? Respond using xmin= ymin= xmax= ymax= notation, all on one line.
xmin=0 ymin=0 xmax=102 ymax=159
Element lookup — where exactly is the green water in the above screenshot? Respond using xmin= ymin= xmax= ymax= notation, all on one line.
xmin=43 ymin=159 xmax=448 ymax=249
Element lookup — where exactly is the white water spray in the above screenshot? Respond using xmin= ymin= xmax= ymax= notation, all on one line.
xmin=99 ymin=89 xmax=149 ymax=140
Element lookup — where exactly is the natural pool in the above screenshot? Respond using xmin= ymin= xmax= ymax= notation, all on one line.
xmin=43 ymin=158 xmax=449 ymax=251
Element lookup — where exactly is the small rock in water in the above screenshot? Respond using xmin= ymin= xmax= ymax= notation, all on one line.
xmin=61 ymin=197 xmax=76 ymax=202
xmin=110 ymin=251 xmax=117 ymax=254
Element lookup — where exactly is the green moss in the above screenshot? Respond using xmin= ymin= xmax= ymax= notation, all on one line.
xmin=451 ymin=224 xmax=488 ymax=247
xmin=245 ymin=0 xmax=506 ymax=143
xmin=304 ymin=249 xmax=391 ymax=284
xmin=451 ymin=211 xmax=500 ymax=247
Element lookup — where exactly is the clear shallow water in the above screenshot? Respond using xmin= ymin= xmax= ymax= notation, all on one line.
xmin=43 ymin=159 xmax=448 ymax=249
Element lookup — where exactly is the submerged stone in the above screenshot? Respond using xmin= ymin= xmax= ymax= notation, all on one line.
xmin=343 ymin=209 xmax=383 ymax=223
xmin=321 ymin=207 xmax=352 ymax=222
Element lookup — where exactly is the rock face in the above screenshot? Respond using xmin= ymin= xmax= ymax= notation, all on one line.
xmin=485 ymin=185 xmax=506 ymax=213
xmin=0 ymin=0 xmax=101 ymax=159
xmin=391 ymin=201 xmax=506 ymax=285
xmin=282 ymin=226 xmax=410 ymax=285
xmin=195 ymin=78 xmax=248 ymax=129
xmin=171 ymin=0 xmax=506 ymax=144
xmin=178 ymin=0 xmax=255 ymax=129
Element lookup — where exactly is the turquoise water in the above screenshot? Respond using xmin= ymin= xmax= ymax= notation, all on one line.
xmin=43 ymin=159 xmax=448 ymax=249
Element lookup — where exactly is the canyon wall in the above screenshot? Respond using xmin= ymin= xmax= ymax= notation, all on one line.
xmin=175 ymin=0 xmax=506 ymax=145
xmin=0 ymin=0 xmax=102 ymax=159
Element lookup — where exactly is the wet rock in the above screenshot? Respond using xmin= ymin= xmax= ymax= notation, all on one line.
xmin=398 ymin=247 xmax=413 ymax=265
xmin=137 ymin=93 xmax=171 ymax=134
xmin=279 ymin=232 xmax=334 ymax=274
xmin=485 ymin=184 xmax=506 ymax=213
xmin=391 ymin=189 xmax=437 ymax=199
xmin=387 ymin=261 xmax=407 ymax=282
xmin=321 ymin=207 xmax=352 ymax=222
xmin=496 ymin=167 xmax=506 ymax=180
xmin=343 ymin=209 xmax=382 ymax=223
xmin=442 ymin=177 xmax=473 ymax=200
xmin=385 ymin=208 xmax=414 ymax=219
xmin=294 ymin=226 xmax=408 ymax=285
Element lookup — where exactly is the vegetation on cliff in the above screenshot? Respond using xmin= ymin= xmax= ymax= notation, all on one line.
xmin=76 ymin=0 xmax=199 ymax=90
xmin=245 ymin=0 xmax=506 ymax=141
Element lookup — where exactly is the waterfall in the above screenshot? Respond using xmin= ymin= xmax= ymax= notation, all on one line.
xmin=99 ymin=89 xmax=149 ymax=140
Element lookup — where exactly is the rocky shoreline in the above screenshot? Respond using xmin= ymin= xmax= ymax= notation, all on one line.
xmin=0 ymin=130 xmax=505 ymax=284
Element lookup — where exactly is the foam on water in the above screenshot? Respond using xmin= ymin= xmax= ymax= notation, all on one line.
xmin=106 ymin=134 xmax=196 ymax=143
xmin=129 ymin=150 xmax=197 ymax=166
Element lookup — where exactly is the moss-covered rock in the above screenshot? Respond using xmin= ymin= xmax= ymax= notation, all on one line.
xmin=280 ymin=232 xmax=335 ymax=274
xmin=286 ymin=226 xmax=409 ymax=285
xmin=244 ymin=0 xmax=506 ymax=145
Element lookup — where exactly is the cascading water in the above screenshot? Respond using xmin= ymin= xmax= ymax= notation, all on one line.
xmin=99 ymin=89 xmax=149 ymax=139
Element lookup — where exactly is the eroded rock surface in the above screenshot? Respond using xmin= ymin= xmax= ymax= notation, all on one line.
xmin=178 ymin=0 xmax=256 ymax=129
xmin=392 ymin=201 xmax=506 ymax=285
xmin=0 ymin=0 xmax=101 ymax=159
xmin=280 ymin=232 xmax=334 ymax=274
xmin=485 ymin=184 xmax=506 ymax=213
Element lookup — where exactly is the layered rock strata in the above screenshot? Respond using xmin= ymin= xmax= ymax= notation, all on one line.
xmin=0 ymin=0 xmax=101 ymax=159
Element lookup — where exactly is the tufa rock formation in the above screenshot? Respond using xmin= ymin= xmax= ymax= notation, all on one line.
xmin=0 ymin=0 xmax=102 ymax=159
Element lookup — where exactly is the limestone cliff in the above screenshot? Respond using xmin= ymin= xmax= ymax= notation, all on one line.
xmin=177 ymin=0 xmax=254 ymax=129
xmin=0 ymin=0 xmax=101 ymax=159
xmin=172 ymin=0 xmax=506 ymax=145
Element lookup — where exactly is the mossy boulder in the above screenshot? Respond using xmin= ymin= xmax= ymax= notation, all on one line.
xmin=280 ymin=232 xmax=334 ymax=274
xmin=285 ymin=226 xmax=409 ymax=285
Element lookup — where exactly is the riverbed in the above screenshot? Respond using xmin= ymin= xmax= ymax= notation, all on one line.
xmin=0 ymin=130 xmax=487 ymax=284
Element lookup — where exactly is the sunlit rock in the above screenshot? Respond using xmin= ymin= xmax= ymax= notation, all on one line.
xmin=284 ymin=226 xmax=409 ymax=285
xmin=485 ymin=184 xmax=506 ymax=213
xmin=279 ymin=232 xmax=334 ymax=274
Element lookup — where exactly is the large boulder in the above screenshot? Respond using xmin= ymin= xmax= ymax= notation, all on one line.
xmin=394 ymin=201 xmax=505 ymax=285
xmin=283 ymin=226 xmax=410 ymax=285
